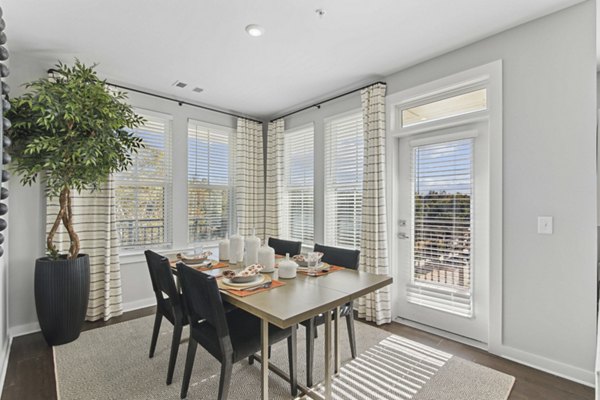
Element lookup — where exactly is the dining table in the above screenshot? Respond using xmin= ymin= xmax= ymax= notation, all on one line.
xmin=173 ymin=259 xmax=392 ymax=400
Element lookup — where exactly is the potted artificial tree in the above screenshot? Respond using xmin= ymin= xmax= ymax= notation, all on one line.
xmin=7 ymin=61 xmax=144 ymax=345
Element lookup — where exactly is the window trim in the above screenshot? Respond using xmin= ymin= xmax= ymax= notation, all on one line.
xmin=386 ymin=60 xmax=503 ymax=351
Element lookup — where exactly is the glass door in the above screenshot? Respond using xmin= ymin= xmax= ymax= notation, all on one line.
xmin=396 ymin=123 xmax=489 ymax=343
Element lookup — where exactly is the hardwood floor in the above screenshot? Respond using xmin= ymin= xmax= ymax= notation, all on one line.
xmin=1 ymin=307 xmax=594 ymax=400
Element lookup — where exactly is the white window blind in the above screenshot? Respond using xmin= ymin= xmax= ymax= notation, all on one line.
xmin=115 ymin=112 xmax=172 ymax=248
xmin=188 ymin=120 xmax=232 ymax=243
xmin=324 ymin=112 xmax=364 ymax=249
xmin=408 ymin=138 xmax=473 ymax=317
xmin=282 ymin=125 xmax=314 ymax=244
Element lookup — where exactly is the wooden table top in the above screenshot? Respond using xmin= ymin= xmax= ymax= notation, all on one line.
xmin=199 ymin=266 xmax=392 ymax=329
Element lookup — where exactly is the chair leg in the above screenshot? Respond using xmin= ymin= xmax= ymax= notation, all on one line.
xmin=248 ymin=354 xmax=255 ymax=365
xmin=167 ymin=323 xmax=183 ymax=385
xmin=180 ymin=338 xmax=198 ymax=399
xmin=217 ymin=359 xmax=233 ymax=400
xmin=149 ymin=312 xmax=162 ymax=358
xmin=268 ymin=345 xmax=272 ymax=359
xmin=287 ymin=325 xmax=298 ymax=397
xmin=346 ymin=307 xmax=357 ymax=359
xmin=306 ymin=318 xmax=315 ymax=387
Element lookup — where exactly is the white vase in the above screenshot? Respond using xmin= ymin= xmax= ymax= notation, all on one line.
xmin=244 ymin=228 xmax=260 ymax=266
xmin=218 ymin=235 xmax=230 ymax=261
xmin=229 ymin=229 xmax=244 ymax=264
xmin=278 ymin=253 xmax=298 ymax=279
xmin=258 ymin=244 xmax=275 ymax=272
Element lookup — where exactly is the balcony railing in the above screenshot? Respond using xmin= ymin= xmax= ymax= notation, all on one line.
xmin=415 ymin=261 xmax=471 ymax=289
xmin=117 ymin=219 xmax=164 ymax=246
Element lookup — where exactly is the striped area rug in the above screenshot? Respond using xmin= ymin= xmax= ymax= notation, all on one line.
xmin=54 ymin=315 xmax=514 ymax=399
xmin=305 ymin=335 xmax=514 ymax=400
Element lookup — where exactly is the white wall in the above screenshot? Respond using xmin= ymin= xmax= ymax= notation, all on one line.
xmin=4 ymin=0 xmax=597 ymax=386
xmin=284 ymin=1 xmax=597 ymax=384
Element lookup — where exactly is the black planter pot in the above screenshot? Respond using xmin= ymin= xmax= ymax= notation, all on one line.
xmin=34 ymin=254 xmax=90 ymax=346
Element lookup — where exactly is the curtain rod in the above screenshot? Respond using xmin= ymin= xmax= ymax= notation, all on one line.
xmin=46 ymin=69 xmax=263 ymax=125
xmin=270 ymin=81 xmax=386 ymax=122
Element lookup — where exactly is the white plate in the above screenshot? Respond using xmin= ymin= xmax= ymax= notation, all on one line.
xmin=222 ymin=274 xmax=266 ymax=288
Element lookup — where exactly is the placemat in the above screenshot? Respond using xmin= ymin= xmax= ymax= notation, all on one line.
xmin=170 ymin=259 xmax=228 ymax=271
xmin=217 ymin=276 xmax=286 ymax=297
xmin=297 ymin=264 xmax=345 ymax=276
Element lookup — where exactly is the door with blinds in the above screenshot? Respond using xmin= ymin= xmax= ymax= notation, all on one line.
xmin=396 ymin=122 xmax=489 ymax=343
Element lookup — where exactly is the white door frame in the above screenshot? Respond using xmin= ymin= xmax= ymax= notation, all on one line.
xmin=385 ymin=60 xmax=503 ymax=351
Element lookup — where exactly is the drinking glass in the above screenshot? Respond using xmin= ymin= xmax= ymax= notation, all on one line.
xmin=307 ymin=252 xmax=319 ymax=277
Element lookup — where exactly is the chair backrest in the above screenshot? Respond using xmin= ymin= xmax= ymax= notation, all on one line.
xmin=313 ymin=243 xmax=360 ymax=270
xmin=176 ymin=262 xmax=229 ymax=337
xmin=268 ymin=237 xmax=302 ymax=256
xmin=144 ymin=250 xmax=181 ymax=308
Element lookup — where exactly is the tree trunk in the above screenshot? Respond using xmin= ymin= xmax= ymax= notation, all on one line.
xmin=46 ymin=191 xmax=67 ymax=257
xmin=60 ymin=188 xmax=80 ymax=259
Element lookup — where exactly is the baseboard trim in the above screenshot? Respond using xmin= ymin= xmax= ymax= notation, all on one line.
xmin=122 ymin=297 xmax=156 ymax=313
xmin=498 ymin=345 xmax=595 ymax=387
xmin=0 ymin=336 xmax=12 ymax=396
xmin=393 ymin=317 xmax=488 ymax=350
xmin=8 ymin=297 xmax=156 ymax=339
xmin=393 ymin=316 xmax=594 ymax=387
xmin=8 ymin=321 xmax=40 ymax=338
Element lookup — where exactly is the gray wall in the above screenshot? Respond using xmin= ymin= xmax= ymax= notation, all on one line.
xmin=285 ymin=1 xmax=597 ymax=383
xmin=6 ymin=53 xmax=47 ymax=335
xmin=4 ymin=0 xmax=598 ymax=385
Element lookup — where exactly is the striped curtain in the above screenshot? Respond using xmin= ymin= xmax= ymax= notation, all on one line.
xmin=357 ymin=83 xmax=392 ymax=325
xmin=46 ymin=178 xmax=123 ymax=322
xmin=265 ymin=119 xmax=284 ymax=240
xmin=235 ymin=118 xmax=265 ymax=239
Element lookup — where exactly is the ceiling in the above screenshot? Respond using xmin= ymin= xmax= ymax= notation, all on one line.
xmin=2 ymin=0 xmax=589 ymax=119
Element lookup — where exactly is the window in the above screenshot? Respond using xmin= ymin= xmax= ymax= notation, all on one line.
xmin=402 ymin=88 xmax=487 ymax=127
xmin=408 ymin=138 xmax=474 ymax=316
xmin=187 ymin=120 xmax=233 ymax=243
xmin=115 ymin=111 xmax=172 ymax=248
xmin=282 ymin=125 xmax=314 ymax=243
xmin=324 ymin=112 xmax=364 ymax=249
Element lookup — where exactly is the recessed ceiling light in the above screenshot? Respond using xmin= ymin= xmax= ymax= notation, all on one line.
xmin=192 ymin=87 xmax=204 ymax=93
xmin=245 ymin=24 xmax=265 ymax=37
xmin=173 ymin=81 xmax=187 ymax=88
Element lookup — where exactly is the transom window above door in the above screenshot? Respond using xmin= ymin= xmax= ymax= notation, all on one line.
xmin=402 ymin=88 xmax=487 ymax=128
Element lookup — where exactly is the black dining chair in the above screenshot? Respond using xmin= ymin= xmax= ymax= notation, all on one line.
xmin=267 ymin=237 xmax=303 ymax=256
xmin=176 ymin=262 xmax=297 ymax=400
xmin=301 ymin=243 xmax=360 ymax=387
xmin=144 ymin=250 xmax=189 ymax=385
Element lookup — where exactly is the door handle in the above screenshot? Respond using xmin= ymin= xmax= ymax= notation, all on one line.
xmin=397 ymin=232 xmax=409 ymax=239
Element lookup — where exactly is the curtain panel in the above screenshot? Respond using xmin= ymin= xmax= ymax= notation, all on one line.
xmin=357 ymin=82 xmax=392 ymax=325
xmin=46 ymin=178 xmax=123 ymax=322
xmin=265 ymin=119 xmax=284 ymax=240
xmin=235 ymin=118 xmax=265 ymax=239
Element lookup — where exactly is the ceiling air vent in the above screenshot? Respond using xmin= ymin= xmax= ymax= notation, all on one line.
xmin=173 ymin=81 xmax=187 ymax=88
xmin=192 ymin=87 xmax=204 ymax=93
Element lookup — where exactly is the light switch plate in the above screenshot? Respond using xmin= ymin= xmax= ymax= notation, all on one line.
xmin=537 ymin=216 xmax=553 ymax=234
